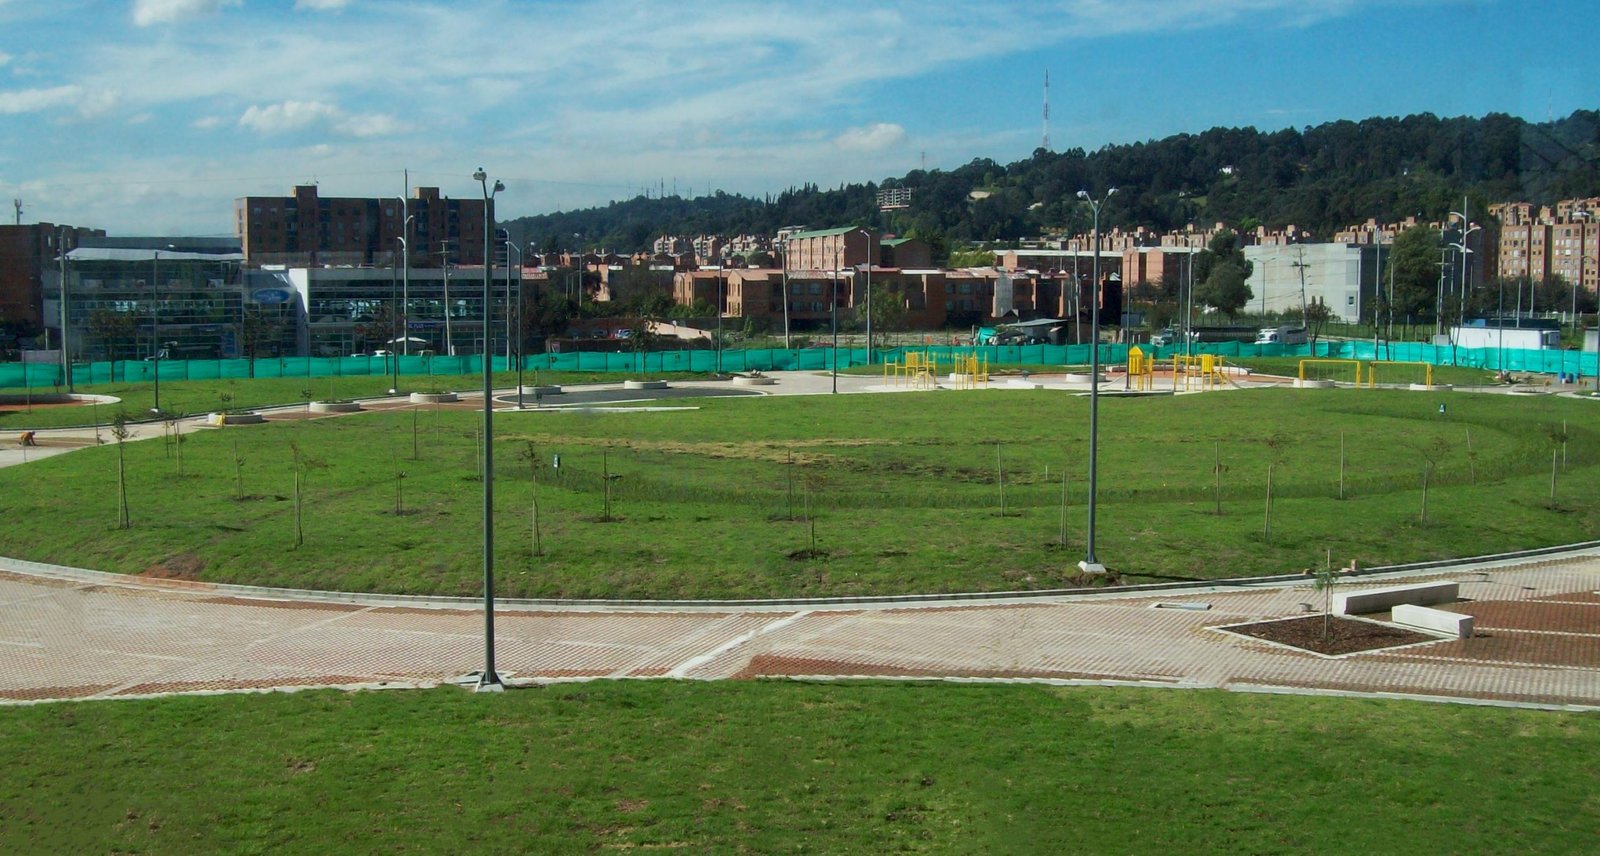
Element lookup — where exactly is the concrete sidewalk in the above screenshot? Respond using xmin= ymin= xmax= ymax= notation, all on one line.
xmin=3 ymin=553 xmax=1595 ymax=707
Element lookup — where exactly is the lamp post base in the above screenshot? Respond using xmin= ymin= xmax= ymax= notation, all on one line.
xmin=473 ymin=672 xmax=505 ymax=693
xmin=1077 ymin=560 xmax=1107 ymax=575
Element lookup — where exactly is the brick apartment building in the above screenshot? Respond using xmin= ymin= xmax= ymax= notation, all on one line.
xmin=0 ymin=223 xmax=104 ymax=340
xmin=1489 ymin=198 xmax=1597 ymax=294
xmin=235 ymin=186 xmax=489 ymax=269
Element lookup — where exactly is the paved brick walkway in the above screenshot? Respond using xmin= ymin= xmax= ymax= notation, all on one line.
xmin=3 ymin=554 xmax=1596 ymax=707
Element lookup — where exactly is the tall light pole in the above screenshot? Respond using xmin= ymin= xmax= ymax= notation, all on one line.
xmin=716 ymin=257 xmax=724 ymax=375
xmin=831 ymin=259 xmax=839 ymax=394
xmin=473 ymin=167 xmax=505 ymax=693
xmin=1572 ymin=208 xmax=1590 ymax=337
xmin=1184 ymin=232 xmax=1196 ymax=361
xmin=856 ymin=226 xmax=873 ymax=362
xmin=506 ymin=240 xmax=524 ymax=408
xmin=58 ymin=228 xmax=73 ymax=392
xmin=397 ymin=202 xmax=414 ymax=356
xmin=1076 ymin=187 xmax=1115 ymax=575
xmin=151 ymin=248 xmax=162 ymax=413
xmin=439 ymin=241 xmax=455 ymax=356
xmin=1448 ymin=205 xmax=1479 ymax=328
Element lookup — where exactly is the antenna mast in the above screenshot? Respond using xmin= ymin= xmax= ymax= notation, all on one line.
xmin=1042 ymin=70 xmax=1050 ymax=151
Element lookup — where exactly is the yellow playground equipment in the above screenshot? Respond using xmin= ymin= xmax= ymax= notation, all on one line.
xmin=1172 ymin=352 xmax=1230 ymax=391
xmin=950 ymin=353 xmax=990 ymax=390
xmin=1297 ymin=359 xmax=1368 ymax=386
xmin=1126 ymin=345 xmax=1155 ymax=391
xmin=1365 ymin=360 xmax=1434 ymax=388
xmin=884 ymin=351 xmax=941 ymax=389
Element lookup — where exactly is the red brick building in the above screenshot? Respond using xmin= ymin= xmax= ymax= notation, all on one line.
xmin=235 ymin=186 xmax=489 ymax=269
xmin=0 ymin=223 xmax=103 ymax=335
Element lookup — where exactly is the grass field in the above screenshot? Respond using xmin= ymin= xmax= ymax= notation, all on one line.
xmin=1 ymin=682 xmax=1595 ymax=853
xmin=0 ymin=387 xmax=1594 ymax=599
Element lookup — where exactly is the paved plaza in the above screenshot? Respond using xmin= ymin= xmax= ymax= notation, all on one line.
xmin=2 ymin=551 xmax=1596 ymax=707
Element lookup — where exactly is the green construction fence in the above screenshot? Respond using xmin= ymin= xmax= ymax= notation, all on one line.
xmin=1 ymin=341 xmax=1595 ymax=390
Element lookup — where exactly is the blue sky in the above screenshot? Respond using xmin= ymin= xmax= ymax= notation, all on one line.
xmin=1 ymin=0 xmax=1594 ymax=236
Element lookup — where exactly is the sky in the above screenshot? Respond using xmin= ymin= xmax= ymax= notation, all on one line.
xmin=0 ymin=0 xmax=1595 ymax=237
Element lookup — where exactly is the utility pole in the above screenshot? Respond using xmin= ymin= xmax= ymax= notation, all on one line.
xmin=438 ymin=241 xmax=454 ymax=356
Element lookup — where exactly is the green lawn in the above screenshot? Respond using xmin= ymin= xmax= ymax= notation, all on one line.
xmin=0 ymin=388 xmax=1595 ymax=599
xmin=1 ymin=683 xmax=1595 ymax=853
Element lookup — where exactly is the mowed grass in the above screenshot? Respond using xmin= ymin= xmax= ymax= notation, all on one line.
xmin=1 ymin=387 xmax=1596 ymax=599
xmin=2 ymin=683 xmax=1596 ymax=854
xmin=0 ymin=369 xmax=705 ymax=430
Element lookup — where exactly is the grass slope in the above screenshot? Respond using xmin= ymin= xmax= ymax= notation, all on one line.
xmin=2 ymin=683 xmax=1596 ymax=854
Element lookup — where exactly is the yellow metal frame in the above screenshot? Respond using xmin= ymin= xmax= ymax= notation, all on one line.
xmin=1365 ymin=360 xmax=1432 ymax=388
xmin=1298 ymin=359 xmax=1365 ymax=386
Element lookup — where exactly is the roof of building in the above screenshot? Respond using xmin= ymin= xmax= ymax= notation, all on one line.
xmin=785 ymin=226 xmax=864 ymax=240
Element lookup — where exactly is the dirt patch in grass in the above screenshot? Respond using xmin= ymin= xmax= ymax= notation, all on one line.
xmin=141 ymin=552 xmax=207 ymax=582
xmin=1223 ymin=615 xmax=1434 ymax=656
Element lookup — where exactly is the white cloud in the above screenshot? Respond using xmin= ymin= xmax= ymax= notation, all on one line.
xmin=238 ymin=100 xmax=340 ymax=133
xmin=0 ymin=84 xmax=79 ymax=114
xmin=132 ymin=0 xmax=235 ymax=27
xmin=295 ymin=0 xmax=354 ymax=9
xmin=333 ymin=112 xmax=404 ymax=137
xmin=238 ymin=100 xmax=404 ymax=138
xmin=834 ymin=123 xmax=907 ymax=152
xmin=191 ymin=115 xmax=223 ymax=129
xmin=0 ymin=51 xmax=12 ymax=68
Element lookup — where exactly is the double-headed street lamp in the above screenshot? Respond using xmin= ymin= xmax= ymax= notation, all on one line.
xmin=506 ymin=239 xmax=525 ymax=408
xmin=1572 ymin=208 xmax=1591 ymax=337
xmin=855 ymin=226 xmax=873 ymax=362
xmin=1076 ymin=187 xmax=1115 ymax=575
xmin=473 ymin=167 xmax=506 ymax=693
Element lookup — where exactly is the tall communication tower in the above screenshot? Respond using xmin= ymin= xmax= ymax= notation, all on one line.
xmin=1042 ymin=70 xmax=1050 ymax=151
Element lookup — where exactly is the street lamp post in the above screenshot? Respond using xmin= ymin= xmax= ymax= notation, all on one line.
xmin=506 ymin=240 xmax=524 ymax=408
xmin=151 ymin=249 xmax=162 ymax=413
xmin=831 ymin=261 xmax=838 ymax=394
xmin=473 ymin=167 xmax=505 ymax=693
xmin=1076 ymin=187 xmax=1116 ymax=575
xmin=716 ymin=258 xmax=724 ymax=375
xmin=58 ymin=228 xmax=73 ymax=392
xmin=1572 ymin=208 xmax=1591 ymax=338
xmin=396 ymin=199 xmax=413 ymax=356
xmin=856 ymin=227 xmax=873 ymax=363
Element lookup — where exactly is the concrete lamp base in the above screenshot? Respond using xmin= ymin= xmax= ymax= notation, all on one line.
xmin=1078 ymin=560 xmax=1107 ymax=575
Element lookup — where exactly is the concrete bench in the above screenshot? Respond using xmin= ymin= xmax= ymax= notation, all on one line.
xmin=1333 ymin=581 xmax=1458 ymax=615
xmin=1391 ymin=604 xmax=1474 ymax=639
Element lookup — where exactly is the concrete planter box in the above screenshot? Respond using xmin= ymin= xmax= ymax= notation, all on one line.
xmin=519 ymin=385 xmax=562 ymax=396
xmin=1408 ymin=383 xmax=1453 ymax=392
xmin=732 ymin=376 xmax=776 ymax=387
xmin=409 ymin=392 xmax=458 ymax=404
xmin=207 ymin=411 xmax=265 ymax=426
xmin=1294 ymin=379 xmax=1336 ymax=389
xmin=309 ymin=401 xmax=363 ymax=414
xmin=1062 ymin=373 xmax=1106 ymax=384
xmin=623 ymin=380 xmax=669 ymax=390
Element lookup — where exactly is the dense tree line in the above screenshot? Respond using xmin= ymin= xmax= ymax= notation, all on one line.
xmin=506 ymin=110 xmax=1600 ymax=262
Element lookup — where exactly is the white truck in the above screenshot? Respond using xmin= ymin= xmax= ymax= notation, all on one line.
xmin=1254 ymin=325 xmax=1307 ymax=345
